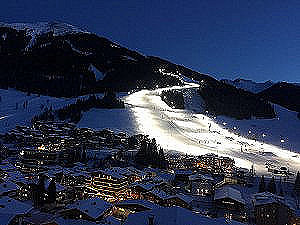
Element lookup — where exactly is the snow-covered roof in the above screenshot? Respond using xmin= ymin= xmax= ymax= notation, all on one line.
xmin=0 ymin=162 xmax=17 ymax=171
xmin=67 ymin=198 xmax=112 ymax=219
xmin=0 ymin=196 xmax=32 ymax=215
xmin=54 ymin=217 xmax=99 ymax=225
xmin=0 ymin=213 xmax=16 ymax=225
xmin=253 ymin=192 xmax=287 ymax=207
xmin=123 ymin=206 xmax=244 ymax=225
xmin=116 ymin=199 xmax=160 ymax=210
xmin=0 ymin=181 xmax=18 ymax=194
xmin=150 ymin=188 xmax=170 ymax=200
xmin=170 ymin=194 xmax=193 ymax=204
xmin=189 ymin=173 xmax=214 ymax=182
xmin=23 ymin=212 xmax=55 ymax=225
xmin=214 ymin=186 xmax=245 ymax=204
xmin=132 ymin=181 xmax=163 ymax=191
xmin=175 ymin=169 xmax=193 ymax=175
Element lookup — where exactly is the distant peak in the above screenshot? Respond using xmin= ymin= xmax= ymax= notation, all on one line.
xmin=0 ymin=21 xmax=90 ymax=51
xmin=222 ymin=78 xmax=274 ymax=93
xmin=0 ymin=21 xmax=90 ymax=36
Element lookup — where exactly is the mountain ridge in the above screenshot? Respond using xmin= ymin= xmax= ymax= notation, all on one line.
xmin=0 ymin=21 xmax=297 ymax=120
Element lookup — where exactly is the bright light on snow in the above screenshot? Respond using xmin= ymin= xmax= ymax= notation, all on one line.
xmin=124 ymin=83 xmax=300 ymax=175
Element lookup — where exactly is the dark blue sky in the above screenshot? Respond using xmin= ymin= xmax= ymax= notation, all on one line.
xmin=1 ymin=0 xmax=299 ymax=82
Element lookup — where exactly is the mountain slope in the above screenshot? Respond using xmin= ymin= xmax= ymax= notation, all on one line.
xmin=258 ymin=82 xmax=300 ymax=114
xmin=0 ymin=21 xmax=277 ymax=120
xmin=0 ymin=22 xmax=183 ymax=97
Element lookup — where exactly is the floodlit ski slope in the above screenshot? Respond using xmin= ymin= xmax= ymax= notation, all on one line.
xmin=124 ymin=83 xmax=300 ymax=175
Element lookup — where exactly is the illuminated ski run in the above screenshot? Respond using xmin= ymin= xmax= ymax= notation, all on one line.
xmin=124 ymin=83 xmax=300 ymax=175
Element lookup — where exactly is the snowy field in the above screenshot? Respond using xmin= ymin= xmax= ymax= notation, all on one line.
xmin=216 ymin=104 xmax=300 ymax=152
xmin=0 ymin=88 xmax=136 ymax=135
xmin=77 ymin=108 xmax=137 ymax=135
xmin=0 ymin=88 xmax=79 ymax=133
xmin=124 ymin=83 xmax=300 ymax=175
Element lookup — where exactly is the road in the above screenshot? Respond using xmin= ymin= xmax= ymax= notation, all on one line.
xmin=124 ymin=83 xmax=300 ymax=175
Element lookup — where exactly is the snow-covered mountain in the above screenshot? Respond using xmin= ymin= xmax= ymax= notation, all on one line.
xmin=0 ymin=21 xmax=89 ymax=51
xmin=0 ymin=21 xmax=88 ymax=36
xmin=0 ymin=21 xmax=184 ymax=97
xmin=221 ymin=78 xmax=274 ymax=93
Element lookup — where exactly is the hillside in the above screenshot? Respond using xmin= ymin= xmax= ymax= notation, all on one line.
xmin=0 ymin=22 xmax=182 ymax=97
xmin=258 ymin=82 xmax=300 ymax=114
xmin=0 ymin=22 xmax=277 ymax=120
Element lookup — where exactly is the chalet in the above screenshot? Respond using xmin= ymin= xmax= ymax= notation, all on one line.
xmin=188 ymin=173 xmax=215 ymax=196
xmin=112 ymin=199 xmax=159 ymax=220
xmin=123 ymin=206 xmax=244 ymax=225
xmin=214 ymin=185 xmax=247 ymax=222
xmin=143 ymin=188 xmax=191 ymax=209
xmin=174 ymin=169 xmax=193 ymax=183
xmin=253 ymin=192 xmax=295 ymax=225
xmin=60 ymin=198 xmax=112 ymax=222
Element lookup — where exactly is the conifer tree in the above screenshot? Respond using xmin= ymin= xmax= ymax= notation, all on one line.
xmin=81 ymin=149 xmax=87 ymax=162
xmin=267 ymin=177 xmax=276 ymax=194
xmin=37 ymin=175 xmax=46 ymax=193
xmin=47 ymin=179 xmax=56 ymax=204
xmin=258 ymin=175 xmax=266 ymax=192
xmin=294 ymin=171 xmax=300 ymax=196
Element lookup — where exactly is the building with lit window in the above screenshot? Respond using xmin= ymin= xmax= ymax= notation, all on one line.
xmin=254 ymin=192 xmax=295 ymax=225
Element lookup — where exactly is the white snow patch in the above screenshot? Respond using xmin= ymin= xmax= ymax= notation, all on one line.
xmin=89 ymin=64 xmax=105 ymax=81
xmin=65 ymin=40 xmax=92 ymax=56
xmin=0 ymin=88 xmax=87 ymax=134
xmin=1 ymin=33 xmax=7 ymax=40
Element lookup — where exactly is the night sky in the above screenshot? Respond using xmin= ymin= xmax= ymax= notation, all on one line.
xmin=1 ymin=0 xmax=299 ymax=82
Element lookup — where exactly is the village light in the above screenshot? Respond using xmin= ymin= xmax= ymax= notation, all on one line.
xmin=262 ymin=133 xmax=266 ymax=138
xmin=280 ymin=139 xmax=285 ymax=143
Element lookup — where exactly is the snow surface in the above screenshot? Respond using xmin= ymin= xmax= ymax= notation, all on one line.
xmin=77 ymin=108 xmax=137 ymax=135
xmin=0 ymin=88 xmax=82 ymax=134
xmin=123 ymin=206 xmax=243 ymax=225
xmin=215 ymin=104 xmax=300 ymax=153
xmin=89 ymin=64 xmax=106 ymax=81
xmin=124 ymin=83 xmax=300 ymax=175
xmin=221 ymin=78 xmax=274 ymax=93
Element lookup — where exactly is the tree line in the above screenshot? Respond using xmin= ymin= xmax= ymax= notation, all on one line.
xmin=31 ymin=92 xmax=125 ymax=124
xmin=134 ymin=137 xmax=168 ymax=169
